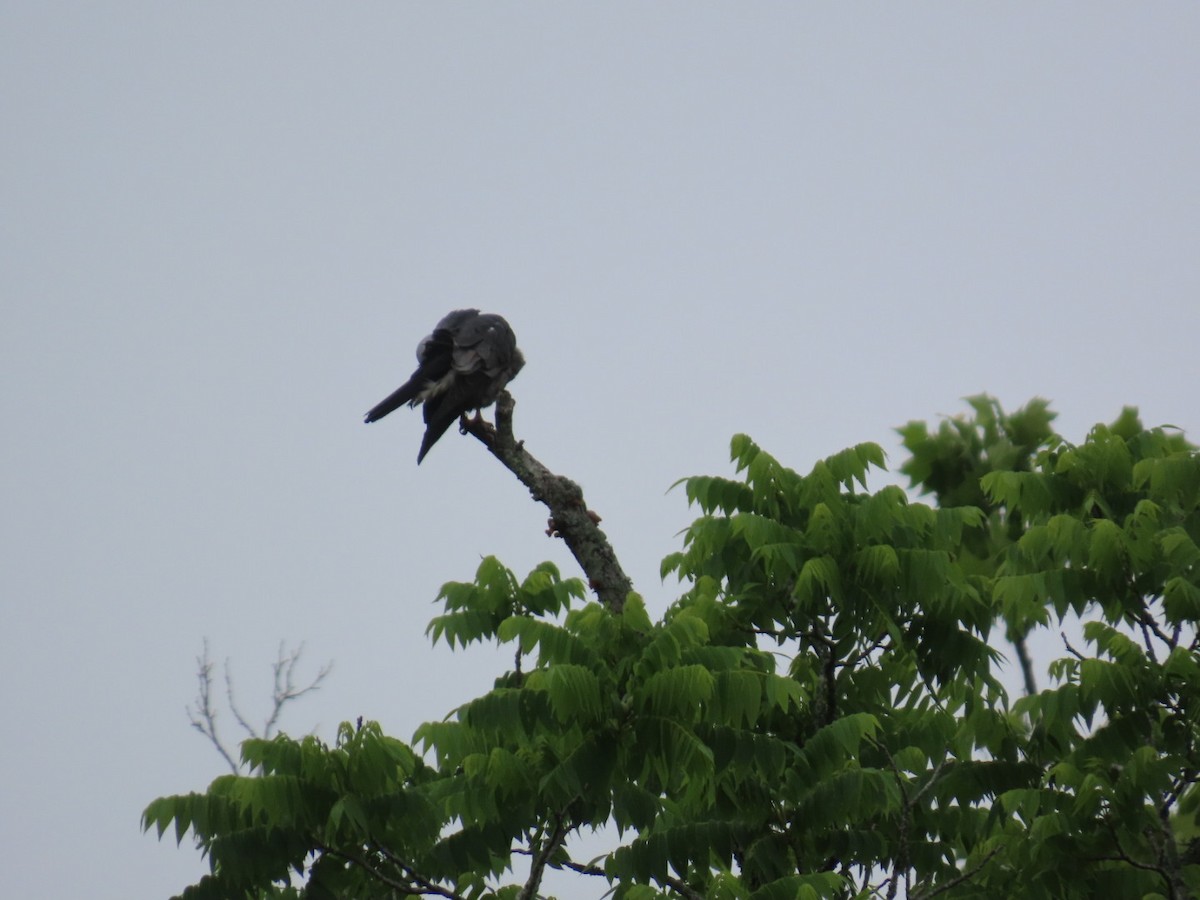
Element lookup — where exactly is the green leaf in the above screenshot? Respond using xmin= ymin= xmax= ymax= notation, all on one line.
xmin=854 ymin=543 xmax=900 ymax=584
xmin=748 ymin=872 xmax=846 ymax=900
xmin=794 ymin=555 xmax=841 ymax=606
xmin=535 ymin=663 xmax=606 ymax=724
xmin=635 ymin=665 xmax=715 ymax=720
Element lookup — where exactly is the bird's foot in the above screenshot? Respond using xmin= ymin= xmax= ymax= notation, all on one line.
xmin=460 ymin=410 xmax=496 ymax=443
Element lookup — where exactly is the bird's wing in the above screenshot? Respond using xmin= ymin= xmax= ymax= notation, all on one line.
xmin=449 ymin=314 xmax=525 ymax=405
xmin=418 ymin=308 xmax=481 ymax=365
xmin=363 ymin=309 xmax=482 ymax=423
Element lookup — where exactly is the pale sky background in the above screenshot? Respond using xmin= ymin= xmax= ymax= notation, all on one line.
xmin=2 ymin=5 xmax=1198 ymax=898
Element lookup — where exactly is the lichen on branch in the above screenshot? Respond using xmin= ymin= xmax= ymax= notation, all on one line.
xmin=460 ymin=392 xmax=633 ymax=614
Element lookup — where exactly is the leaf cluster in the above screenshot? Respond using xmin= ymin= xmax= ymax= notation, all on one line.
xmin=147 ymin=397 xmax=1200 ymax=899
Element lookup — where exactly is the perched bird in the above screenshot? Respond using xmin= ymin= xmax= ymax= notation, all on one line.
xmin=364 ymin=309 xmax=525 ymax=463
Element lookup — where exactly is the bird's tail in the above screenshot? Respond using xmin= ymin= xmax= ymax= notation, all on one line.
xmin=364 ymin=379 xmax=420 ymax=423
xmin=416 ymin=407 xmax=460 ymax=464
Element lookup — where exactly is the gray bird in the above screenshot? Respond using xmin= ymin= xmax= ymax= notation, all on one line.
xmin=364 ymin=309 xmax=525 ymax=463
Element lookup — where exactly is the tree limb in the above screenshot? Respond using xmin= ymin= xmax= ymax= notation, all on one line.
xmin=1011 ymin=633 xmax=1038 ymax=696
xmin=264 ymin=640 xmax=333 ymax=737
xmin=518 ymin=813 xmax=569 ymax=900
xmin=807 ymin=616 xmax=838 ymax=727
xmin=324 ymin=844 xmax=468 ymax=900
xmin=461 ymin=392 xmax=634 ymax=613
xmin=189 ymin=640 xmax=333 ymax=772
xmin=186 ymin=639 xmax=240 ymax=774
xmin=1061 ymin=631 xmax=1087 ymax=662
xmin=513 ymin=847 xmax=704 ymax=899
xmin=912 ymin=847 xmax=999 ymax=899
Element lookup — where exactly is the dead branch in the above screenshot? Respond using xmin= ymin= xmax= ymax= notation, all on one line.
xmin=461 ymin=391 xmax=634 ymax=613
xmin=189 ymin=640 xmax=333 ymax=771
xmin=186 ymin=639 xmax=240 ymax=774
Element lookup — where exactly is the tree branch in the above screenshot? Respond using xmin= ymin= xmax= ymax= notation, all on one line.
xmin=1011 ymin=633 xmax=1038 ymax=695
xmin=807 ymin=616 xmax=838 ymax=727
xmin=913 ymin=847 xmax=999 ymax=899
xmin=1095 ymin=815 xmax=1194 ymax=899
xmin=186 ymin=639 xmax=240 ymax=774
xmin=513 ymin=847 xmax=704 ymax=899
xmin=325 ymin=844 xmax=468 ymax=900
xmin=225 ymin=656 xmax=259 ymax=739
xmin=1136 ymin=609 xmax=1173 ymax=662
xmin=1061 ymin=631 xmax=1087 ymax=662
xmin=461 ymin=392 xmax=634 ymax=613
xmin=519 ymin=813 xmax=569 ymax=900
xmin=264 ymin=641 xmax=333 ymax=737
xmin=189 ymin=640 xmax=333 ymax=771
xmin=1150 ymin=806 xmax=1190 ymax=900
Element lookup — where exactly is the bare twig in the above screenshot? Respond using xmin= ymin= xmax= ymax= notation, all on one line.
xmin=1137 ymin=611 xmax=1175 ymax=661
xmin=461 ymin=392 xmax=634 ymax=613
xmin=186 ymin=639 xmax=240 ymax=774
xmin=264 ymin=641 xmax=334 ymax=737
xmin=225 ymin=655 xmax=258 ymax=739
xmin=1061 ymin=631 xmax=1086 ymax=662
xmin=226 ymin=642 xmax=332 ymax=741
xmin=189 ymin=640 xmax=333 ymax=771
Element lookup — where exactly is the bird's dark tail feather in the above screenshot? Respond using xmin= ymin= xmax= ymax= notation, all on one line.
xmin=364 ymin=379 xmax=420 ymax=424
xmin=416 ymin=407 xmax=460 ymax=464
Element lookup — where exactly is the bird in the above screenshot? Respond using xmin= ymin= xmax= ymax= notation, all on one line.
xmin=364 ymin=309 xmax=525 ymax=463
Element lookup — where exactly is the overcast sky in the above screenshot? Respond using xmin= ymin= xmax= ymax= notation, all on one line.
xmin=2 ymin=5 xmax=1198 ymax=898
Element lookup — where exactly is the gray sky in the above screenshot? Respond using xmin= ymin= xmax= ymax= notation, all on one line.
xmin=2 ymin=5 xmax=1197 ymax=898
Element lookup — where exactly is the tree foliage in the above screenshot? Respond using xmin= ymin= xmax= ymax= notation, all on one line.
xmin=147 ymin=397 xmax=1200 ymax=899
